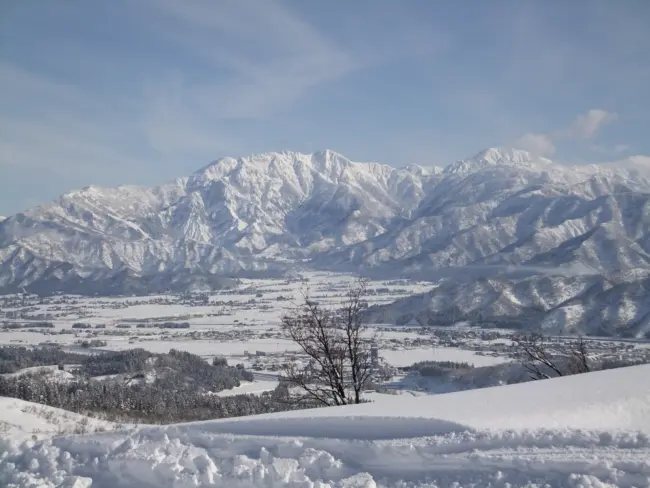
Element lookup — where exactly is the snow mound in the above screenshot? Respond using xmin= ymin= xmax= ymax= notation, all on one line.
xmin=195 ymin=362 xmax=650 ymax=435
xmin=2 ymin=365 xmax=650 ymax=487
xmin=0 ymin=397 xmax=126 ymax=441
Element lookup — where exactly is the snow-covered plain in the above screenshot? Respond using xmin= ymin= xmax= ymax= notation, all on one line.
xmin=2 ymin=364 xmax=650 ymax=487
xmin=379 ymin=347 xmax=507 ymax=368
xmin=1 ymin=272 xmax=506 ymax=373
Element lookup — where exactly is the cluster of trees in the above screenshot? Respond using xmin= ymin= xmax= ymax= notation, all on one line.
xmin=407 ymin=360 xmax=474 ymax=377
xmin=76 ymin=339 xmax=108 ymax=348
xmin=79 ymin=348 xmax=254 ymax=392
xmin=72 ymin=323 xmax=93 ymax=329
xmin=135 ymin=322 xmax=190 ymax=329
xmin=0 ymin=372 xmax=308 ymax=423
xmin=0 ymin=346 xmax=87 ymax=374
xmin=2 ymin=322 xmax=55 ymax=329
xmin=0 ymin=346 xmax=316 ymax=423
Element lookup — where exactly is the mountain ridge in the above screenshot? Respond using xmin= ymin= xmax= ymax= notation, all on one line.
xmin=3 ymin=147 xmax=650 ymax=334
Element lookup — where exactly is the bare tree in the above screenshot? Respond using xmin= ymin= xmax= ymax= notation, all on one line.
xmin=566 ymin=335 xmax=590 ymax=375
xmin=513 ymin=333 xmax=590 ymax=380
xmin=281 ymin=278 xmax=375 ymax=406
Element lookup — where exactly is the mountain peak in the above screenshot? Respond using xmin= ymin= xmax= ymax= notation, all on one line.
xmin=403 ymin=164 xmax=444 ymax=176
xmin=445 ymin=147 xmax=552 ymax=174
xmin=191 ymin=150 xmax=364 ymax=189
xmin=474 ymin=147 xmax=536 ymax=164
xmin=312 ymin=149 xmax=347 ymax=160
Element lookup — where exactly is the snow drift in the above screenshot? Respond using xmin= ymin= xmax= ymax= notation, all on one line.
xmin=2 ymin=364 xmax=650 ymax=487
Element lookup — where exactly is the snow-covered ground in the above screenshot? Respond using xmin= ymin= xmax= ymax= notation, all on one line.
xmin=2 ymin=364 xmax=650 ymax=487
xmin=214 ymin=380 xmax=279 ymax=397
xmin=0 ymin=397 xmax=130 ymax=442
xmin=379 ymin=346 xmax=508 ymax=367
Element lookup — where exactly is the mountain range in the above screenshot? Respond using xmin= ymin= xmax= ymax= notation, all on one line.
xmin=3 ymin=147 xmax=650 ymax=335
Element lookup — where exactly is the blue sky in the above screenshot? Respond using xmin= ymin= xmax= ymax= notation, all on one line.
xmin=1 ymin=0 xmax=649 ymax=215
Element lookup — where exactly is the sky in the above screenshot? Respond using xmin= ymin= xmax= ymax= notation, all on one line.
xmin=1 ymin=0 xmax=649 ymax=215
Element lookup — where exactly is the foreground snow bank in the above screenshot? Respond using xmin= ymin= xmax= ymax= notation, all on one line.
xmin=0 ymin=397 xmax=124 ymax=441
xmin=2 ymin=365 xmax=650 ymax=487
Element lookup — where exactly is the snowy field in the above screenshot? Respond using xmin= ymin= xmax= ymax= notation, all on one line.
xmin=3 ymin=271 xmax=650 ymax=400
xmin=2 ymin=272 xmax=650 ymax=486
xmin=2 ymin=364 xmax=650 ymax=487
xmin=0 ymin=272 xmax=514 ymax=372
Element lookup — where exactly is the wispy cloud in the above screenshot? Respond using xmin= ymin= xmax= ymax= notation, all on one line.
xmin=513 ymin=133 xmax=558 ymax=158
xmin=512 ymin=109 xmax=618 ymax=157
xmin=1 ymin=1 xmax=364 ymax=176
xmin=566 ymin=109 xmax=618 ymax=139
xmin=0 ymin=63 xmax=141 ymax=176
xmin=134 ymin=0 xmax=362 ymax=159
xmin=153 ymin=0 xmax=357 ymax=115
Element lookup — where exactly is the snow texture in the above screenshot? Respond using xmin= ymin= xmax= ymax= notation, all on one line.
xmin=0 ymin=397 xmax=125 ymax=441
xmin=2 ymin=364 xmax=650 ymax=487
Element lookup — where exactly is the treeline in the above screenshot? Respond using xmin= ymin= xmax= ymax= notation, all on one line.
xmin=406 ymin=360 xmax=474 ymax=377
xmin=0 ymin=345 xmax=315 ymax=423
xmin=0 ymin=346 xmax=254 ymax=392
xmin=0 ymin=373 xmax=307 ymax=423
xmin=2 ymin=322 xmax=55 ymax=329
xmin=0 ymin=346 xmax=88 ymax=374
xmin=79 ymin=348 xmax=254 ymax=391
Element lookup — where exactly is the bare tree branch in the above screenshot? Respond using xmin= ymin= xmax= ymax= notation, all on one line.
xmin=514 ymin=333 xmax=591 ymax=381
xmin=281 ymin=278 xmax=374 ymax=406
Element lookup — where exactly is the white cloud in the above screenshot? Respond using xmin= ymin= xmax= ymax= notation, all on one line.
xmin=0 ymin=63 xmax=142 ymax=175
xmin=512 ymin=133 xmax=556 ymax=157
xmin=0 ymin=1 xmax=362 ymax=175
xmin=566 ymin=109 xmax=618 ymax=139
xmin=132 ymin=0 xmax=362 ymax=159
xmin=0 ymin=115 xmax=143 ymax=175
xmin=512 ymin=109 xmax=618 ymax=157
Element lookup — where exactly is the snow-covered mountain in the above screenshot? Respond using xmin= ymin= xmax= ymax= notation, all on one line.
xmin=0 ymin=150 xmax=436 ymax=294
xmin=3 ymin=147 xmax=650 ymax=308
xmin=320 ymin=148 xmax=650 ymax=274
xmin=364 ymin=270 xmax=650 ymax=337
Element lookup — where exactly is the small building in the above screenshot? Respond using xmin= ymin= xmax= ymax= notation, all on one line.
xmin=255 ymin=350 xmax=267 ymax=356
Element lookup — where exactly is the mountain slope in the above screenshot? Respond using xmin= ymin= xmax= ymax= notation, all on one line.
xmin=319 ymin=149 xmax=650 ymax=274
xmin=364 ymin=270 xmax=650 ymax=336
xmin=0 ymin=150 xmax=436 ymax=294
xmin=2 ymin=148 xmax=650 ymax=300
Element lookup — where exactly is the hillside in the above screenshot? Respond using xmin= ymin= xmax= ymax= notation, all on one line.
xmin=364 ymin=271 xmax=650 ymax=336
xmin=2 ymin=364 xmax=650 ymax=487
